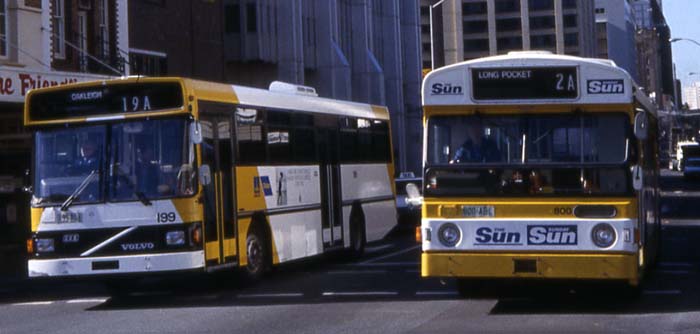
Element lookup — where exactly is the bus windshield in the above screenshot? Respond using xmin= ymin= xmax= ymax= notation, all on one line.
xmin=427 ymin=113 xmax=631 ymax=166
xmin=33 ymin=118 xmax=194 ymax=206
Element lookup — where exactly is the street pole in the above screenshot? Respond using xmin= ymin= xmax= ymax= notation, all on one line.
xmin=429 ymin=0 xmax=447 ymax=70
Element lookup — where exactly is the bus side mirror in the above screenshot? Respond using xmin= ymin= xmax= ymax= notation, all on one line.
xmin=22 ymin=169 xmax=32 ymax=194
xmin=631 ymin=165 xmax=643 ymax=191
xmin=198 ymin=164 xmax=211 ymax=186
xmin=405 ymin=183 xmax=423 ymax=208
xmin=190 ymin=121 xmax=203 ymax=144
xmin=634 ymin=112 xmax=648 ymax=140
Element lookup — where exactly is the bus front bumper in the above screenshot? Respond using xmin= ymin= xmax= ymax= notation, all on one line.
xmin=422 ymin=252 xmax=639 ymax=286
xmin=28 ymin=250 xmax=205 ymax=277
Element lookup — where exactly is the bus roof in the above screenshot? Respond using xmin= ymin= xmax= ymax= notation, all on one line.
xmin=422 ymin=51 xmax=654 ymax=112
xmin=187 ymin=79 xmax=389 ymax=121
xmin=24 ymin=76 xmax=389 ymax=126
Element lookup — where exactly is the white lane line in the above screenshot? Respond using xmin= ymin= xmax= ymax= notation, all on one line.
xmin=415 ymin=291 xmax=458 ymax=296
xmin=12 ymin=301 xmax=54 ymax=306
xmin=656 ymin=270 xmax=690 ymax=275
xmin=322 ymin=291 xmax=398 ymax=297
xmin=659 ymin=262 xmax=694 ymax=268
xmin=359 ymin=245 xmax=421 ymax=264
xmin=66 ymin=298 xmax=108 ymax=304
xmin=642 ymin=290 xmax=681 ymax=295
xmin=405 ymin=269 xmax=421 ymax=274
xmin=350 ymin=262 xmax=419 ymax=268
xmin=326 ymin=270 xmax=388 ymax=275
xmin=364 ymin=244 xmax=393 ymax=253
xmin=237 ymin=293 xmax=303 ymax=298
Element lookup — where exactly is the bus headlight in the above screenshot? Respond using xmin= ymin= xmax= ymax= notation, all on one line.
xmin=438 ymin=223 xmax=461 ymax=247
xmin=166 ymin=231 xmax=186 ymax=246
xmin=591 ymin=223 xmax=616 ymax=248
xmin=36 ymin=238 xmax=55 ymax=252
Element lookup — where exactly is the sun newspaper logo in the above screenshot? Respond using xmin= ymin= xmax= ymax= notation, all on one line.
xmin=527 ymin=225 xmax=577 ymax=245
xmin=474 ymin=227 xmax=522 ymax=246
xmin=587 ymin=79 xmax=624 ymax=94
xmin=430 ymin=82 xmax=463 ymax=96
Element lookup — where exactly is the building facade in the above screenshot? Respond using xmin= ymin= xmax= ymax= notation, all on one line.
xmin=129 ymin=0 xmax=423 ymax=174
xmin=632 ymin=0 xmax=675 ymax=110
xmin=682 ymin=83 xmax=700 ymax=111
xmin=421 ymin=0 xmax=597 ymax=68
xmin=594 ymin=0 xmax=638 ymax=82
xmin=0 ymin=0 xmax=127 ymax=272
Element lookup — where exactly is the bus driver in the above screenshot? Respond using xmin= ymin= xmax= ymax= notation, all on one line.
xmin=451 ymin=118 xmax=500 ymax=163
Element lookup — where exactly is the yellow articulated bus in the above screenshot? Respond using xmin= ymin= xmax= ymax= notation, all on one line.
xmin=418 ymin=51 xmax=660 ymax=295
xmin=24 ymin=77 xmax=397 ymax=280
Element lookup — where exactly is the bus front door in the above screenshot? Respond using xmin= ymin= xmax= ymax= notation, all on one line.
xmin=319 ymin=129 xmax=343 ymax=249
xmin=200 ymin=113 xmax=237 ymax=267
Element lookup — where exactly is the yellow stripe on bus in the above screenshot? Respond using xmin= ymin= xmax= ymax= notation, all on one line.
xmin=423 ymin=198 xmax=637 ymax=219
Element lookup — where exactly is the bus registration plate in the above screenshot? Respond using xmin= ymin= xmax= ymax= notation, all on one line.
xmin=462 ymin=205 xmax=494 ymax=218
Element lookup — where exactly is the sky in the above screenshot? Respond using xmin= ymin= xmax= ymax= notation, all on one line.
xmin=664 ymin=0 xmax=700 ymax=88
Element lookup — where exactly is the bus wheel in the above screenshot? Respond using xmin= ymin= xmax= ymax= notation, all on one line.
xmin=245 ymin=226 xmax=270 ymax=282
xmin=348 ymin=209 xmax=366 ymax=258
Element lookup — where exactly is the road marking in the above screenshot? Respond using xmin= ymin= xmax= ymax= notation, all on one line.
xmin=237 ymin=293 xmax=303 ymax=298
xmin=660 ymin=191 xmax=700 ymax=197
xmin=364 ymin=244 xmax=393 ymax=253
xmin=350 ymin=262 xmax=419 ymax=268
xmin=326 ymin=270 xmax=388 ymax=275
xmin=66 ymin=298 xmax=108 ymax=304
xmin=661 ymin=219 xmax=700 ymax=226
xmin=656 ymin=270 xmax=690 ymax=275
xmin=322 ymin=291 xmax=398 ymax=297
xmin=405 ymin=269 xmax=421 ymax=274
xmin=359 ymin=245 xmax=421 ymax=264
xmin=415 ymin=291 xmax=458 ymax=296
xmin=12 ymin=301 xmax=54 ymax=306
xmin=642 ymin=289 xmax=681 ymax=295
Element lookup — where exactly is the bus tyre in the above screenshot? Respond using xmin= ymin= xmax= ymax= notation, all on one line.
xmin=245 ymin=226 xmax=270 ymax=282
xmin=348 ymin=211 xmax=366 ymax=258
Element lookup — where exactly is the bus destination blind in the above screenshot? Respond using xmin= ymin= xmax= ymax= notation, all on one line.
xmin=471 ymin=67 xmax=578 ymax=100
xmin=28 ymin=82 xmax=184 ymax=121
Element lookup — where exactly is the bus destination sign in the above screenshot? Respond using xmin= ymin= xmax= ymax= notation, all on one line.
xmin=28 ymin=82 xmax=184 ymax=121
xmin=471 ymin=67 xmax=578 ymax=100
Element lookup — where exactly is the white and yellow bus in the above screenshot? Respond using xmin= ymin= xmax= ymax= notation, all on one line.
xmin=419 ymin=52 xmax=660 ymax=294
xmin=24 ymin=78 xmax=397 ymax=280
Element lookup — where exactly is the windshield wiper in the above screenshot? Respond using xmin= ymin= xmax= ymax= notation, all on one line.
xmin=113 ymin=165 xmax=152 ymax=206
xmin=60 ymin=170 xmax=99 ymax=211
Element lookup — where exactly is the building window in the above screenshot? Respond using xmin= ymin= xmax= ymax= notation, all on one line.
xmin=464 ymin=39 xmax=489 ymax=53
xmin=495 ymin=0 xmax=520 ymax=14
xmin=246 ymin=3 xmax=257 ymax=33
xmin=531 ymin=34 xmax=556 ymax=48
xmin=563 ymin=0 xmax=577 ymax=9
xmin=497 ymin=36 xmax=523 ymax=51
xmin=564 ymin=14 xmax=577 ymax=28
xmin=462 ymin=2 xmax=487 ymax=15
xmin=528 ymin=0 xmax=553 ymax=11
xmin=225 ymin=4 xmax=241 ymax=33
xmin=463 ymin=20 xmax=488 ymax=34
xmin=130 ymin=50 xmax=168 ymax=76
xmin=0 ymin=0 xmax=7 ymax=58
xmin=52 ymin=0 xmax=66 ymax=59
xmin=496 ymin=18 xmax=521 ymax=32
xmin=77 ymin=11 xmax=87 ymax=71
xmin=595 ymin=8 xmax=605 ymax=14
xmin=529 ymin=16 xmax=555 ymax=30
xmin=564 ymin=32 xmax=579 ymax=47
xmin=97 ymin=0 xmax=110 ymax=60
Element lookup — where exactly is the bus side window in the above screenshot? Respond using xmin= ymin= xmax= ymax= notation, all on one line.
xmin=236 ymin=108 xmax=266 ymax=165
